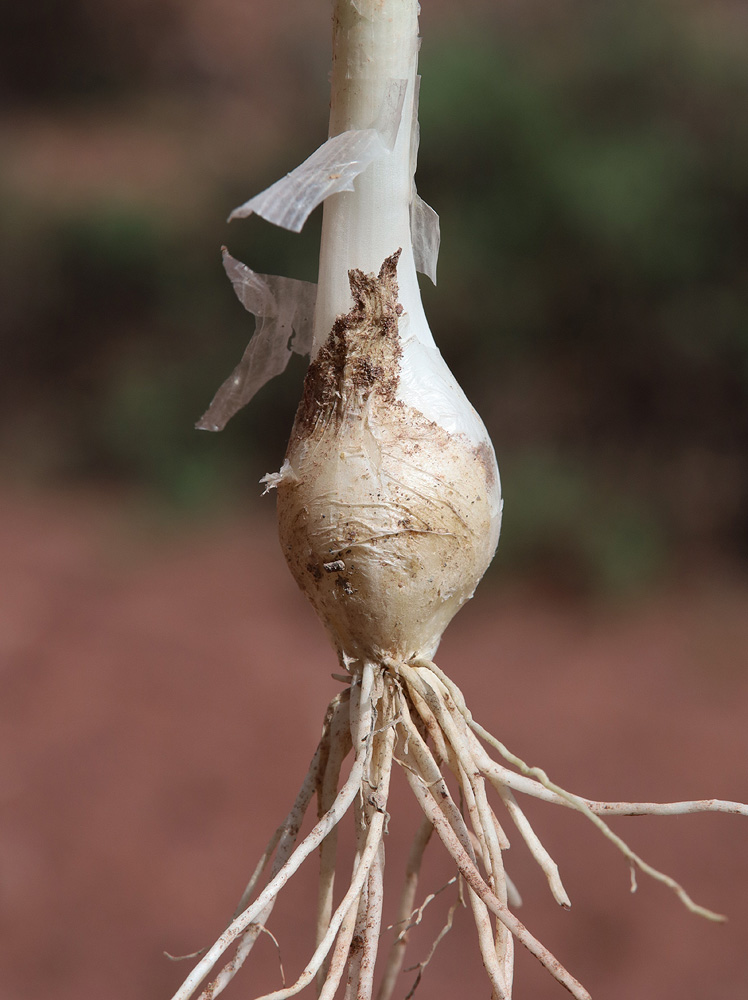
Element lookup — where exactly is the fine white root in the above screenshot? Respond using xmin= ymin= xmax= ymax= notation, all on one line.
xmin=417 ymin=656 xmax=748 ymax=818
xmin=358 ymin=843 xmax=386 ymax=1000
xmin=403 ymin=884 xmax=462 ymax=1000
xmin=484 ymin=754 xmax=748 ymax=817
xmin=251 ymin=681 xmax=394 ymax=1000
xmin=232 ymin=716 xmax=328 ymax=921
xmin=469 ymin=885 xmax=511 ymax=1000
xmin=172 ymin=670 xmax=375 ymax=1000
xmin=254 ymin=804 xmax=386 ymax=1000
xmin=399 ymin=753 xmax=591 ymax=1000
xmin=315 ymin=695 xmax=353 ymax=989
xmin=192 ymin=700 xmax=340 ymax=999
xmin=376 ymin=816 xmax=433 ymax=1000
xmin=318 ymin=903 xmax=358 ymax=1000
xmin=413 ymin=657 xmax=742 ymax=919
xmin=496 ymin=786 xmax=570 ymax=910
xmin=396 ymin=875 xmax=458 ymax=939
xmin=171 ymin=657 xmax=747 ymax=1000
xmin=453 ymin=673 xmax=730 ymax=921
xmin=395 ymin=706 xmax=514 ymax=994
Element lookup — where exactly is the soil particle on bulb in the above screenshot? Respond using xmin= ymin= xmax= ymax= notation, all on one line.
xmin=296 ymin=250 xmax=404 ymax=431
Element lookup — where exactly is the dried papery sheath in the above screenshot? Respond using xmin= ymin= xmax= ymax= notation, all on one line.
xmin=196 ymin=251 xmax=316 ymax=432
xmin=203 ymin=71 xmax=439 ymax=431
xmin=228 ymin=79 xmax=408 ymax=233
xmin=228 ymin=129 xmax=393 ymax=233
xmin=408 ymin=76 xmax=440 ymax=284
xmin=410 ymin=192 xmax=440 ymax=283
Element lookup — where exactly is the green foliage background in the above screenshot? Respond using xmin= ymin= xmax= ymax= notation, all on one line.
xmin=1 ymin=0 xmax=746 ymax=592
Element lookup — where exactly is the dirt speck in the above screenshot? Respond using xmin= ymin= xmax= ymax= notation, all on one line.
xmin=474 ymin=440 xmax=498 ymax=491
xmin=296 ymin=250 xmax=403 ymax=431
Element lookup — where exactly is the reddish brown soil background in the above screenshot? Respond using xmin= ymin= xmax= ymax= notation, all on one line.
xmin=2 ymin=488 xmax=747 ymax=1000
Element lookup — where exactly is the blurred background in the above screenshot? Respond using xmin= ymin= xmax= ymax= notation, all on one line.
xmin=2 ymin=0 xmax=747 ymax=998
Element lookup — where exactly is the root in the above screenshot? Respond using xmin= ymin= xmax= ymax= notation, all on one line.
xmin=315 ymin=693 xmax=352 ymax=989
xmin=376 ymin=816 xmax=433 ymax=1000
xmin=172 ymin=668 xmax=376 ymax=1000
xmin=169 ymin=656 xmax=748 ymax=1000
xmin=403 ymin=881 xmax=461 ymax=1000
xmin=412 ymin=658 xmax=733 ymax=920
xmin=398 ymin=752 xmax=587 ymax=999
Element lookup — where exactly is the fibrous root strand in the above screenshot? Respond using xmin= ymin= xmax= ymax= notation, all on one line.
xmin=169 ymin=660 xmax=748 ymax=1000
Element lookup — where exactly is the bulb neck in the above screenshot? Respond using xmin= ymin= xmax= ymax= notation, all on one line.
xmin=313 ymin=0 xmax=430 ymax=354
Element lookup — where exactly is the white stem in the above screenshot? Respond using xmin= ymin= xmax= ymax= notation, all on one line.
xmin=313 ymin=0 xmax=430 ymax=354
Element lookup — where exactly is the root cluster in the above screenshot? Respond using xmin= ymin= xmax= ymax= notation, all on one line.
xmin=170 ymin=660 xmax=748 ymax=1000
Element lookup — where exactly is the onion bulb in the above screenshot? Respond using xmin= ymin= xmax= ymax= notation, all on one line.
xmin=277 ymin=249 xmax=501 ymax=664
